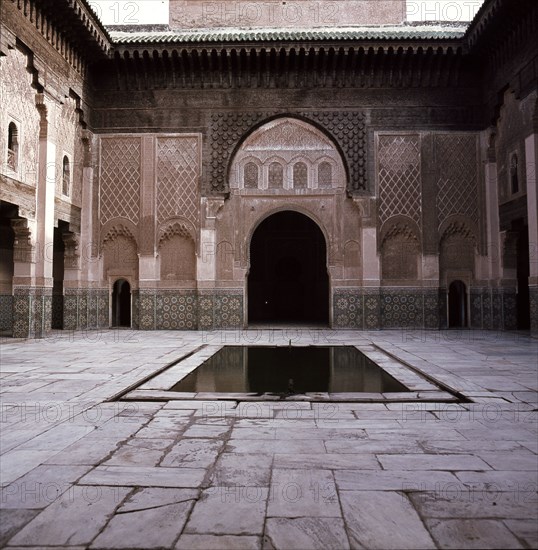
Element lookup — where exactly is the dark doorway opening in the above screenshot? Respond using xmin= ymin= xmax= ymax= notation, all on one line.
xmin=0 ymin=201 xmax=16 ymax=336
xmin=448 ymin=280 xmax=467 ymax=328
xmin=248 ymin=211 xmax=329 ymax=324
xmin=52 ymin=223 xmax=67 ymax=329
xmin=112 ymin=279 xmax=131 ymax=327
xmin=515 ymin=221 xmax=530 ymax=329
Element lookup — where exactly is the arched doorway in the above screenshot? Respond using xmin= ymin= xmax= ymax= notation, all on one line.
xmin=248 ymin=211 xmax=329 ymax=325
xmin=0 ymin=205 xmax=15 ymax=337
xmin=448 ymin=280 xmax=467 ymax=328
xmin=112 ymin=279 xmax=131 ymax=327
xmin=52 ymin=223 xmax=68 ymax=330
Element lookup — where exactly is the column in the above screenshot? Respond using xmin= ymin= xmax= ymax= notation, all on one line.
xmin=421 ymin=133 xmax=442 ymax=329
xmin=138 ymin=135 xmax=157 ymax=329
xmin=12 ymin=94 xmax=56 ymax=337
xmin=525 ymin=133 xmax=538 ymax=336
xmin=482 ymin=150 xmax=502 ymax=329
xmin=361 ymin=209 xmax=381 ymax=330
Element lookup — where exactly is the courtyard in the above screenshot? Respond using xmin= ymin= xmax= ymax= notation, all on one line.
xmin=0 ymin=328 xmax=536 ymax=549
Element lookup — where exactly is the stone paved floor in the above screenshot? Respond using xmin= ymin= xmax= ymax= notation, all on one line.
xmin=0 ymin=329 xmax=537 ymax=549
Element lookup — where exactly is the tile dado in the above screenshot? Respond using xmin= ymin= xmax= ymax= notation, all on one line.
xmin=63 ymin=289 xmax=109 ymax=331
xmin=333 ymin=288 xmax=441 ymax=329
xmin=0 ymin=294 xmax=13 ymax=332
xmin=3 ymin=286 xmax=531 ymax=335
xmin=12 ymin=287 xmax=52 ymax=338
xmin=381 ymin=289 xmax=440 ymax=329
xmin=470 ymin=288 xmax=519 ymax=331
xmin=137 ymin=290 xmax=243 ymax=331
xmin=530 ymin=286 xmax=538 ymax=337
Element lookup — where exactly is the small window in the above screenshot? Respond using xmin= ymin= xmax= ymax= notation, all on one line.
xmin=7 ymin=122 xmax=19 ymax=171
xmin=244 ymin=162 xmax=258 ymax=189
xmin=293 ymin=162 xmax=307 ymax=188
xmin=510 ymin=153 xmax=519 ymax=194
xmin=318 ymin=162 xmax=332 ymax=188
xmin=268 ymin=162 xmax=283 ymax=188
xmin=62 ymin=156 xmax=70 ymax=196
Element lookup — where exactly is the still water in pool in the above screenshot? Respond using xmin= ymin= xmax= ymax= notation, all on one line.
xmin=169 ymin=346 xmax=409 ymax=394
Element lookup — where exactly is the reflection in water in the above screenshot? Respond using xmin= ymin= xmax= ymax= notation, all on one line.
xmin=169 ymin=346 xmax=408 ymax=394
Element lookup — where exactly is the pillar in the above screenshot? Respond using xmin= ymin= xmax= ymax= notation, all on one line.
xmin=525 ymin=133 xmax=538 ymax=336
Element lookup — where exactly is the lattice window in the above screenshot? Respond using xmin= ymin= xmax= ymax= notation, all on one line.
xmin=100 ymin=138 xmax=141 ymax=225
xmin=62 ymin=156 xmax=70 ymax=196
xmin=244 ymin=162 xmax=258 ymax=188
xmin=268 ymin=162 xmax=283 ymax=188
xmin=293 ymin=162 xmax=308 ymax=188
xmin=55 ymin=97 xmax=77 ymax=195
xmin=7 ymin=122 xmax=18 ymax=171
xmin=378 ymin=135 xmax=421 ymax=227
xmin=318 ymin=162 xmax=332 ymax=188
xmin=157 ymin=136 xmax=199 ymax=225
xmin=436 ymin=135 xmax=478 ymax=226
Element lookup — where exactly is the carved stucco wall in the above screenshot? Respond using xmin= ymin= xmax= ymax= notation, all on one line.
xmin=440 ymin=221 xmax=476 ymax=284
xmin=435 ymin=134 xmax=479 ymax=233
xmin=0 ymin=46 xmax=40 ymax=187
xmin=99 ymin=136 xmax=141 ymax=228
xmin=98 ymin=133 xmax=201 ymax=287
xmin=158 ymin=223 xmax=196 ymax=282
xmin=223 ymin=117 xmax=350 ymax=278
xmin=381 ymin=223 xmax=420 ymax=282
xmin=156 ymin=135 xmax=200 ymax=284
xmin=55 ymin=96 xmax=80 ymax=203
xmin=377 ymin=134 xmax=422 ymax=228
xmin=157 ymin=135 xmax=200 ymax=228
xmin=102 ymin=225 xmax=139 ymax=281
xmin=91 ymin=123 xmax=487 ymax=329
xmin=99 ymin=137 xmax=142 ymax=286
xmin=495 ymin=90 xmax=534 ymax=206
xmin=376 ymin=133 xmax=422 ymax=282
